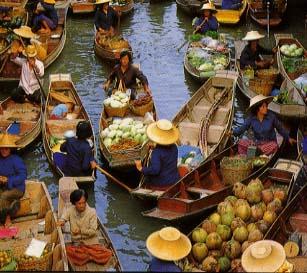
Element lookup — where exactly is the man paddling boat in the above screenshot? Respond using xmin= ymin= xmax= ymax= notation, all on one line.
xmin=193 ymin=3 xmax=219 ymax=34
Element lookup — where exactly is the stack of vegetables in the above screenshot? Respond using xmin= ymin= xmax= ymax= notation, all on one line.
xmin=111 ymin=0 xmax=128 ymax=6
xmin=280 ymin=44 xmax=304 ymax=58
xmin=98 ymin=35 xmax=130 ymax=50
xmin=103 ymin=91 xmax=129 ymax=109
xmin=178 ymin=178 xmax=288 ymax=272
xmin=100 ymin=117 xmax=149 ymax=151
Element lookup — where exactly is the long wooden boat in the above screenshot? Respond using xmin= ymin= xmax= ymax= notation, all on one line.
xmin=131 ymin=71 xmax=237 ymax=200
xmin=0 ymin=6 xmax=68 ymax=82
xmin=0 ymin=0 xmax=27 ymax=7
xmin=0 ymin=180 xmax=68 ymax=271
xmin=214 ymin=0 xmax=248 ymax=25
xmin=235 ymin=40 xmax=307 ymax=119
xmin=111 ymin=0 xmax=134 ymax=15
xmin=264 ymin=184 xmax=307 ymax=271
xmin=248 ymin=0 xmax=287 ymax=27
xmin=43 ymin=73 xmax=97 ymax=184
xmin=175 ymin=0 xmax=201 ymax=17
xmin=58 ymin=177 xmax=122 ymax=271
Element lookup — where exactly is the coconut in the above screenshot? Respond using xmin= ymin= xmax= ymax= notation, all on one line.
xmin=218 ymin=201 xmax=234 ymax=215
xmin=231 ymin=217 xmax=246 ymax=232
xmin=224 ymin=196 xmax=238 ymax=207
xmin=242 ymin=241 xmax=252 ymax=252
xmin=261 ymin=189 xmax=274 ymax=204
xmin=223 ymin=239 xmax=241 ymax=259
xmin=248 ymin=229 xmax=263 ymax=242
xmin=202 ymin=256 xmax=219 ymax=272
xmin=251 ymin=204 xmax=264 ymax=221
xmin=206 ymin=232 xmax=223 ymax=250
xmin=233 ymin=226 xmax=248 ymax=243
xmin=192 ymin=242 xmax=208 ymax=262
xmin=233 ymin=182 xmax=246 ymax=199
xmin=263 ymin=210 xmax=277 ymax=225
xmin=273 ymin=188 xmax=287 ymax=203
xmin=209 ymin=213 xmax=221 ymax=226
xmin=256 ymin=220 xmax=269 ymax=233
xmin=202 ymin=220 xmax=217 ymax=234
xmin=192 ymin=228 xmax=208 ymax=243
xmin=221 ymin=212 xmax=235 ymax=227
xmin=218 ymin=256 xmax=231 ymax=272
xmin=267 ymin=198 xmax=283 ymax=213
xmin=216 ymin=225 xmax=232 ymax=241
xmin=246 ymin=179 xmax=264 ymax=204
xmin=235 ymin=201 xmax=251 ymax=222
xmin=247 ymin=223 xmax=258 ymax=233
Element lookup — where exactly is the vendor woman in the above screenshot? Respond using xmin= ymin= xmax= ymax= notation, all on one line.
xmin=135 ymin=119 xmax=180 ymax=190
xmin=232 ymin=95 xmax=296 ymax=155
xmin=103 ymin=50 xmax=151 ymax=99
xmin=193 ymin=3 xmax=219 ymax=34
xmin=0 ymin=134 xmax=27 ymax=227
xmin=240 ymin=30 xmax=276 ymax=70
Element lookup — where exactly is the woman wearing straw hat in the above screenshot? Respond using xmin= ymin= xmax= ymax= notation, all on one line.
xmin=0 ymin=133 xmax=27 ymax=227
xmin=240 ymin=30 xmax=276 ymax=70
xmin=146 ymin=226 xmax=191 ymax=272
xmin=10 ymin=44 xmax=44 ymax=104
xmin=232 ymin=94 xmax=296 ymax=155
xmin=193 ymin=3 xmax=218 ymax=34
xmin=135 ymin=119 xmax=180 ymax=190
xmin=94 ymin=0 xmax=120 ymax=37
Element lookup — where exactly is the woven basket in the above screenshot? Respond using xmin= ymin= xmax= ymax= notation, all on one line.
xmin=220 ymin=156 xmax=253 ymax=185
xmin=249 ymin=78 xmax=275 ymax=96
xmin=104 ymin=103 xmax=128 ymax=118
xmin=256 ymin=68 xmax=279 ymax=82
xmin=130 ymin=100 xmax=153 ymax=117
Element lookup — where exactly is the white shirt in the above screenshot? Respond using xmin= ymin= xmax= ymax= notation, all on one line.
xmin=12 ymin=57 xmax=44 ymax=95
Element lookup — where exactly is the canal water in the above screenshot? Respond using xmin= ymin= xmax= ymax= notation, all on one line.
xmin=2 ymin=0 xmax=307 ymax=270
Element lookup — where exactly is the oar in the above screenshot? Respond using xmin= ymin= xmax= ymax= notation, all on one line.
xmin=96 ymin=165 xmax=132 ymax=193
xmin=266 ymin=1 xmax=270 ymax=38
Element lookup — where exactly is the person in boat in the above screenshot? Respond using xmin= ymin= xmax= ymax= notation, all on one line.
xmin=240 ymin=30 xmax=276 ymax=70
xmin=193 ymin=3 xmax=218 ymax=34
xmin=135 ymin=119 xmax=180 ymax=191
xmin=232 ymin=95 xmax=296 ymax=155
xmin=221 ymin=0 xmax=242 ymax=10
xmin=146 ymin=226 xmax=191 ymax=272
xmin=50 ymin=104 xmax=68 ymax=120
xmin=55 ymin=121 xmax=97 ymax=177
xmin=0 ymin=133 xmax=27 ymax=227
xmin=31 ymin=0 xmax=58 ymax=35
xmin=94 ymin=0 xmax=120 ymax=37
xmin=57 ymin=189 xmax=98 ymax=243
xmin=103 ymin=50 xmax=151 ymax=99
xmin=10 ymin=44 xmax=44 ymax=105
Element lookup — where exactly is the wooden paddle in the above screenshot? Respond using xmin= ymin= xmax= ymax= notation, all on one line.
xmin=96 ymin=165 xmax=132 ymax=193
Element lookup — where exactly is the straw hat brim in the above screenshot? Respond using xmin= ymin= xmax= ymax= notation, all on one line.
xmin=22 ymin=49 xmax=37 ymax=58
xmin=201 ymin=6 xmax=217 ymax=12
xmin=242 ymin=240 xmax=286 ymax=272
xmin=146 ymin=122 xmax=179 ymax=145
xmin=94 ymin=0 xmax=110 ymax=4
xmin=146 ymin=231 xmax=191 ymax=261
xmin=13 ymin=28 xmax=36 ymax=39
xmin=242 ymin=33 xmax=265 ymax=41
xmin=247 ymin=96 xmax=273 ymax=112
xmin=0 ymin=134 xmax=20 ymax=148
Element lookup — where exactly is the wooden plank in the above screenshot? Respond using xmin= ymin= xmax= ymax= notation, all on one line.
xmin=187 ymin=187 xmax=216 ymax=195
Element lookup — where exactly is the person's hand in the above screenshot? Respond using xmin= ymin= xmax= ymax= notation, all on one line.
xmin=195 ymin=25 xmax=201 ymax=32
xmin=90 ymin=160 xmax=97 ymax=169
xmin=57 ymin=219 xmax=65 ymax=227
xmin=0 ymin=176 xmax=8 ymax=184
xmin=204 ymin=17 xmax=209 ymax=22
xmin=135 ymin=160 xmax=142 ymax=172
xmin=289 ymin=138 xmax=297 ymax=146
xmin=71 ymin=227 xmax=80 ymax=235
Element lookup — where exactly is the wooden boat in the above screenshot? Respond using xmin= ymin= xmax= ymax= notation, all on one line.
xmin=0 ymin=0 xmax=27 ymax=7
xmin=235 ymin=40 xmax=307 ymax=119
xmin=213 ymin=0 xmax=248 ymax=25
xmin=131 ymin=71 xmax=237 ymax=200
xmin=0 ymin=6 xmax=68 ymax=82
xmin=175 ymin=0 xmax=201 ymax=17
xmin=43 ymin=73 xmax=97 ymax=184
xmin=248 ymin=0 xmax=287 ymax=27
xmin=111 ymin=0 xmax=134 ymax=15
xmin=58 ymin=177 xmax=122 ymax=271
xmin=264 ymin=184 xmax=307 ymax=271
xmin=0 ymin=180 xmax=68 ymax=271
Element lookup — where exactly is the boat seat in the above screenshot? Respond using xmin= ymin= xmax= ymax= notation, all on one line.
xmin=192 ymin=105 xmax=229 ymax=124
xmin=46 ymin=119 xmax=85 ymax=138
xmin=187 ymin=187 xmax=216 ymax=195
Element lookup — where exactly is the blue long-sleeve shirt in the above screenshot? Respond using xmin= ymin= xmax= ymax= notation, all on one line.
xmin=142 ymin=144 xmax=180 ymax=187
xmin=194 ymin=16 xmax=218 ymax=34
xmin=148 ymin=258 xmax=181 ymax=272
xmin=60 ymin=138 xmax=94 ymax=177
xmin=41 ymin=1 xmax=58 ymax=26
xmin=94 ymin=7 xmax=118 ymax=31
xmin=222 ymin=0 xmax=242 ymax=9
xmin=233 ymin=111 xmax=289 ymax=142
xmin=0 ymin=154 xmax=27 ymax=193
xmin=240 ymin=44 xmax=272 ymax=69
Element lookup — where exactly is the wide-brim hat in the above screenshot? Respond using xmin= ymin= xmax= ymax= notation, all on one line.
xmin=247 ymin=94 xmax=273 ymax=112
xmin=94 ymin=0 xmax=110 ymax=4
xmin=22 ymin=45 xmax=37 ymax=58
xmin=243 ymin=30 xmax=265 ymax=41
xmin=146 ymin=119 xmax=179 ymax=145
xmin=44 ymin=0 xmax=55 ymax=4
xmin=146 ymin=227 xmax=191 ymax=261
xmin=0 ymin=133 xmax=20 ymax=148
xmin=13 ymin=26 xmax=36 ymax=39
xmin=242 ymin=240 xmax=286 ymax=272
xmin=201 ymin=3 xmax=217 ymax=12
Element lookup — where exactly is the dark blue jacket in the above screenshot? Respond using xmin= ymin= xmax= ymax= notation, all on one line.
xmin=222 ymin=0 xmax=242 ymax=9
xmin=240 ymin=44 xmax=272 ymax=69
xmin=194 ymin=16 xmax=218 ymax=34
xmin=0 ymin=154 xmax=27 ymax=193
xmin=142 ymin=144 xmax=180 ymax=187
xmin=148 ymin=258 xmax=181 ymax=272
xmin=41 ymin=1 xmax=58 ymax=26
xmin=94 ymin=6 xmax=118 ymax=31
xmin=60 ymin=138 xmax=94 ymax=176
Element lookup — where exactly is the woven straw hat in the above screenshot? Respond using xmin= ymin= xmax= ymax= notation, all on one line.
xmin=146 ymin=119 xmax=179 ymax=145
xmin=44 ymin=0 xmax=55 ymax=4
xmin=201 ymin=3 xmax=217 ymax=12
xmin=0 ymin=133 xmax=20 ymax=148
xmin=94 ymin=0 xmax=110 ymax=4
xmin=146 ymin=227 xmax=191 ymax=261
xmin=13 ymin=26 xmax=36 ymax=39
xmin=243 ymin=30 xmax=265 ymax=41
xmin=242 ymin=240 xmax=286 ymax=272
xmin=247 ymin=94 xmax=273 ymax=112
xmin=22 ymin=45 xmax=37 ymax=58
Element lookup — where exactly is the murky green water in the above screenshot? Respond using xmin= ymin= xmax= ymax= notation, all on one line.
xmin=2 ymin=0 xmax=307 ymax=270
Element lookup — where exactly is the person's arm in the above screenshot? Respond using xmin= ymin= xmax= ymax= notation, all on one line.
xmin=80 ymin=209 xmax=97 ymax=237
xmin=207 ymin=16 xmax=219 ymax=31
xmin=11 ymin=56 xmax=26 ymax=67
xmin=273 ymin=114 xmax=289 ymax=141
xmin=34 ymin=60 xmax=44 ymax=77
xmin=7 ymin=156 xmax=27 ymax=190
xmin=142 ymin=149 xmax=161 ymax=176
xmin=134 ymin=67 xmax=150 ymax=93
xmin=240 ymin=49 xmax=257 ymax=69
xmin=94 ymin=10 xmax=101 ymax=30
xmin=81 ymin=145 xmax=95 ymax=171
xmin=233 ymin=117 xmax=251 ymax=137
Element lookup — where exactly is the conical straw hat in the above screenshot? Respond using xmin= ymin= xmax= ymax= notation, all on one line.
xmin=94 ymin=0 xmax=110 ymax=4
xmin=247 ymin=94 xmax=273 ymax=112
xmin=146 ymin=119 xmax=179 ymax=145
xmin=13 ymin=26 xmax=37 ymax=39
xmin=0 ymin=133 xmax=20 ymax=148
xmin=201 ymin=3 xmax=217 ymax=12
xmin=22 ymin=45 xmax=37 ymax=58
xmin=146 ymin=227 xmax=191 ymax=261
xmin=242 ymin=30 xmax=265 ymax=41
xmin=44 ymin=0 xmax=55 ymax=4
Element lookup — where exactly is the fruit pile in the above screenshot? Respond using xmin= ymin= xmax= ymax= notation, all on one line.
xmin=180 ymin=178 xmax=288 ymax=272
xmin=0 ymin=250 xmax=13 ymax=269
xmin=17 ymin=247 xmax=50 ymax=264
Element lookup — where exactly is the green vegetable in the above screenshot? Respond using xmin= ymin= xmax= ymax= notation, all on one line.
xmin=205 ymin=30 xmax=218 ymax=39
xmin=200 ymin=71 xmax=216 ymax=78
xmin=189 ymin=33 xmax=203 ymax=42
xmin=0 ymin=260 xmax=17 ymax=271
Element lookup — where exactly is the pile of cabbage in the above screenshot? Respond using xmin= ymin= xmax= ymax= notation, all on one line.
xmin=280 ymin=44 xmax=304 ymax=58
xmin=103 ymin=91 xmax=129 ymax=108
xmin=100 ymin=118 xmax=148 ymax=148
